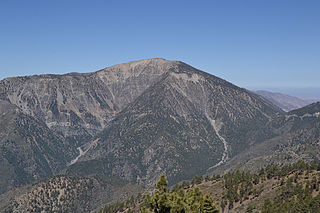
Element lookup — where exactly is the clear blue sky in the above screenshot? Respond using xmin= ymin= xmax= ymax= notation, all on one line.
xmin=1 ymin=0 xmax=319 ymax=90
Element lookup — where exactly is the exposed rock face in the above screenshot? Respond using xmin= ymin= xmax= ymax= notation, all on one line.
xmin=0 ymin=58 xmax=283 ymax=190
xmin=0 ymin=59 xmax=172 ymax=145
xmin=66 ymin=59 xmax=283 ymax=185
xmin=0 ymin=101 xmax=77 ymax=194
xmin=211 ymin=102 xmax=320 ymax=174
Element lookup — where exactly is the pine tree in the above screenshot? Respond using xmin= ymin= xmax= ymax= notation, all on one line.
xmin=202 ymin=194 xmax=219 ymax=213
xmin=141 ymin=174 xmax=219 ymax=213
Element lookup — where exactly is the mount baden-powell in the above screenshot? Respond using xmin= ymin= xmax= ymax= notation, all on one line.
xmin=0 ymin=58 xmax=281 ymax=186
xmin=0 ymin=58 xmax=319 ymax=211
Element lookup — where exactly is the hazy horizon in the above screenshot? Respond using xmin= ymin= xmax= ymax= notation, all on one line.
xmin=248 ymin=86 xmax=320 ymax=98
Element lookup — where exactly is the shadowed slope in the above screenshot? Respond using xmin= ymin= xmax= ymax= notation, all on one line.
xmin=0 ymin=101 xmax=77 ymax=194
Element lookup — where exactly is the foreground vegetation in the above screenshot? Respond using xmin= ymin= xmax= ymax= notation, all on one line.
xmin=141 ymin=174 xmax=219 ymax=213
xmin=1 ymin=175 xmax=143 ymax=213
xmin=100 ymin=161 xmax=320 ymax=213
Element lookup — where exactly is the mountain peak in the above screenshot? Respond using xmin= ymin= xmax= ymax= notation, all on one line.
xmin=99 ymin=58 xmax=181 ymax=73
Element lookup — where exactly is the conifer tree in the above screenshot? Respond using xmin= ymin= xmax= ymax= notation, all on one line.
xmin=202 ymin=194 xmax=219 ymax=213
xmin=141 ymin=174 xmax=219 ymax=213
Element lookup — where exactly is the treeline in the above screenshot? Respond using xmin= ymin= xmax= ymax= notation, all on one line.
xmin=141 ymin=174 xmax=219 ymax=213
xmin=99 ymin=195 xmax=140 ymax=213
xmin=221 ymin=160 xmax=320 ymax=212
xmin=100 ymin=160 xmax=320 ymax=213
xmin=261 ymin=165 xmax=320 ymax=212
xmin=100 ymin=175 xmax=219 ymax=213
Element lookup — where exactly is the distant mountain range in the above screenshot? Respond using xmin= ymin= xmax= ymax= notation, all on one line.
xmin=255 ymin=90 xmax=320 ymax=111
xmin=0 ymin=58 xmax=319 ymax=212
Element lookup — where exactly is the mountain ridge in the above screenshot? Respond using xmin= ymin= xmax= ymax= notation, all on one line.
xmin=255 ymin=89 xmax=318 ymax=111
xmin=0 ymin=100 xmax=77 ymax=194
xmin=64 ymin=59 xmax=283 ymax=185
xmin=0 ymin=59 xmax=283 ymax=189
xmin=0 ymin=58 xmax=180 ymax=147
xmin=0 ymin=58 xmax=319 ymax=212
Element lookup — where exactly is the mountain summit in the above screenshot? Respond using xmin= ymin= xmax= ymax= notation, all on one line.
xmin=0 ymin=58 xmax=284 ymax=192
xmin=0 ymin=58 xmax=177 ymax=146
xmin=62 ymin=58 xmax=283 ymax=185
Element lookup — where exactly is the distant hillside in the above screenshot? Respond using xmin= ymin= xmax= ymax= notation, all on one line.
xmin=255 ymin=90 xmax=318 ymax=111
xmin=0 ymin=175 xmax=143 ymax=213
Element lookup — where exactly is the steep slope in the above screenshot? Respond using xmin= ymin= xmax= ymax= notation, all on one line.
xmin=0 ymin=101 xmax=77 ymax=194
xmin=288 ymin=101 xmax=320 ymax=116
xmin=212 ymin=102 xmax=320 ymax=174
xmin=0 ymin=59 xmax=173 ymax=146
xmin=255 ymin=90 xmax=317 ymax=111
xmin=66 ymin=60 xmax=283 ymax=185
xmin=0 ymin=175 xmax=143 ymax=213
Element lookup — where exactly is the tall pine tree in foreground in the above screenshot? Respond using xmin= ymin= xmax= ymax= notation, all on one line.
xmin=141 ymin=174 xmax=219 ymax=213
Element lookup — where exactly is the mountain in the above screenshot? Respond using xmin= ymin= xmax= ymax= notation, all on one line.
xmin=1 ymin=58 xmax=319 ymax=212
xmin=64 ymin=59 xmax=283 ymax=185
xmin=0 ymin=58 xmax=283 ymax=192
xmin=0 ymin=59 xmax=171 ymax=147
xmin=0 ymin=100 xmax=77 ymax=194
xmin=211 ymin=102 xmax=320 ymax=174
xmin=255 ymin=90 xmax=318 ymax=111
xmin=0 ymin=58 xmax=184 ymax=194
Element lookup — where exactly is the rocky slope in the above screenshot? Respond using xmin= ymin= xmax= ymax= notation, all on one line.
xmin=0 ymin=59 xmax=172 ymax=146
xmin=0 ymin=100 xmax=77 ymax=194
xmin=0 ymin=58 xmax=284 ymax=189
xmin=66 ymin=59 xmax=283 ymax=186
xmin=211 ymin=102 xmax=320 ymax=174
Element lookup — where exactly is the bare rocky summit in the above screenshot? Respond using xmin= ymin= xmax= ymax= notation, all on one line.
xmin=64 ymin=59 xmax=283 ymax=185
xmin=0 ymin=59 xmax=173 ymax=146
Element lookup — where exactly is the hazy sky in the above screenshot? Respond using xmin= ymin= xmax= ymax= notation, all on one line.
xmin=1 ymin=0 xmax=319 ymax=90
